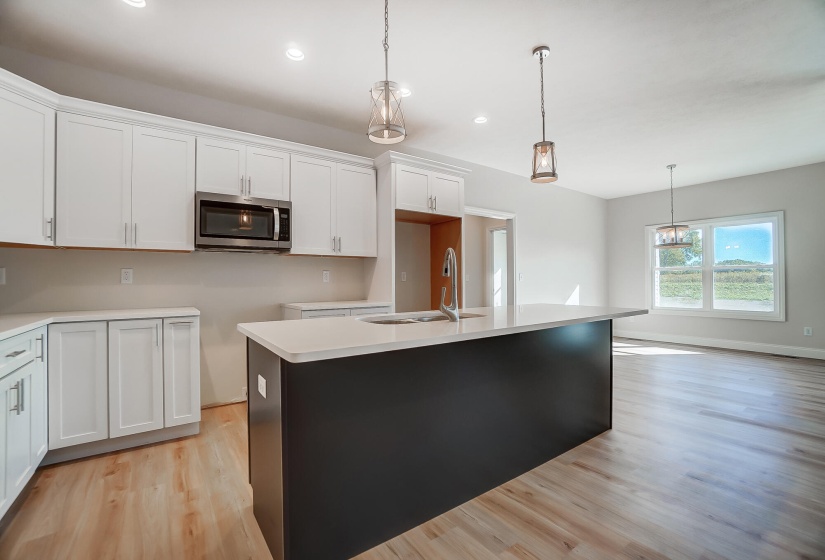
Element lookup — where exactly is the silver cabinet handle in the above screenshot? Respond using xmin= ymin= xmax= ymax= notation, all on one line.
xmin=124 ymin=222 xmax=128 ymax=245
xmin=19 ymin=378 xmax=24 ymax=413
xmin=332 ymin=236 xmax=335 ymax=251
xmin=134 ymin=223 xmax=138 ymax=245
xmin=5 ymin=349 xmax=25 ymax=358
xmin=337 ymin=236 xmax=342 ymax=253
xmin=9 ymin=382 xmax=20 ymax=415
xmin=434 ymin=196 xmax=437 ymax=211
xmin=36 ymin=335 xmax=44 ymax=361
xmin=428 ymin=196 xmax=432 ymax=210
xmin=169 ymin=320 xmax=193 ymax=325
xmin=156 ymin=323 xmax=160 ymax=347
xmin=240 ymin=175 xmax=245 ymax=195
xmin=248 ymin=176 xmax=252 ymax=196
xmin=46 ymin=218 xmax=54 ymax=241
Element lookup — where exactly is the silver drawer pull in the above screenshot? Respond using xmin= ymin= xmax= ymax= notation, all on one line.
xmin=169 ymin=321 xmax=194 ymax=325
xmin=5 ymin=350 xmax=25 ymax=359
xmin=9 ymin=382 xmax=20 ymax=415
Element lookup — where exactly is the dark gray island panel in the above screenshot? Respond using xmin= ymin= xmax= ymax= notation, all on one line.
xmin=248 ymin=319 xmax=612 ymax=560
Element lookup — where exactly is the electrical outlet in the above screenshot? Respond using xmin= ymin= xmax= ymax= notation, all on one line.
xmin=401 ymin=271 xmax=407 ymax=282
xmin=0 ymin=267 xmax=6 ymax=285
xmin=120 ymin=268 xmax=133 ymax=284
xmin=257 ymin=375 xmax=267 ymax=398
xmin=322 ymin=270 xmax=330 ymax=283
xmin=242 ymin=386 xmax=248 ymax=399
xmin=519 ymin=273 xmax=524 ymax=281
xmin=804 ymin=327 xmax=813 ymax=336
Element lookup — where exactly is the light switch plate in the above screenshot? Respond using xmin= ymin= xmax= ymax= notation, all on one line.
xmin=258 ymin=374 xmax=267 ymax=398
xmin=401 ymin=272 xmax=407 ymax=282
xmin=804 ymin=327 xmax=813 ymax=336
xmin=0 ymin=267 xmax=5 ymax=285
xmin=121 ymin=268 xmax=133 ymax=284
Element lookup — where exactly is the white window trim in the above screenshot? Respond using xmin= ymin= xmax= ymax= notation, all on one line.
xmin=645 ymin=211 xmax=785 ymax=321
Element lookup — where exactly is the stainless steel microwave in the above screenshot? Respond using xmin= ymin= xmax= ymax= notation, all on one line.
xmin=195 ymin=192 xmax=291 ymax=252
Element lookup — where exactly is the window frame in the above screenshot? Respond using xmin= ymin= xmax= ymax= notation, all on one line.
xmin=645 ymin=211 xmax=785 ymax=321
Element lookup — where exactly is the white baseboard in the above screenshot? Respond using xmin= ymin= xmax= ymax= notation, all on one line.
xmin=614 ymin=330 xmax=825 ymax=361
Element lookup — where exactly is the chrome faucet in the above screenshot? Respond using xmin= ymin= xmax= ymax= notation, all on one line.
xmin=439 ymin=247 xmax=459 ymax=322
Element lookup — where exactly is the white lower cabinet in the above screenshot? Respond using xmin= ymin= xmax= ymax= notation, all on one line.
xmin=48 ymin=315 xmax=200 ymax=453
xmin=48 ymin=322 xmax=109 ymax=449
xmin=0 ymin=327 xmax=48 ymax=520
xmin=108 ymin=319 xmax=164 ymax=438
xmin=163 ymin=318 xmax=201 ymax=427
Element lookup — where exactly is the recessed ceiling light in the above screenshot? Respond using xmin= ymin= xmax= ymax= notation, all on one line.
xmin=286 ymin=48 xmax=305 ymax=61
xmin=474 ymin=116 xmax=488 ymax=124
xmin=399 ymin=88 xmax=412 ymax=97
xmin=122 ymin=0 xmax=146 ymax=6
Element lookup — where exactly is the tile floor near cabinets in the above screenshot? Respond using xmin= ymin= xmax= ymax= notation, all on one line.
xmin=0 ymin=340 xmax=823 ymax=559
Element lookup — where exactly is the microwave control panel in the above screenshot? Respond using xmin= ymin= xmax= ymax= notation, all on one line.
xmin=278 ymin=210 xmax=290 ymax=242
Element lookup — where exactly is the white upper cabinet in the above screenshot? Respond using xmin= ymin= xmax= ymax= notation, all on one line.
xmin=395 ymin=163 xmax=464 ymax=218
xmin=195 ymin=138 xmax=246 ymax=196
xmin=291 ymin=155 xmax=377 ymax=257
xmin=395 ymin=164 xmax=431 ymax=214
xmin=246 ymin=145 xmax=290 ymax=200
xmin=56 ymin=113 xmax=132 ymax=248
xmin=0 ymin=88 xmax=55 ymax=246
xmin=290 ymin=155 xmax=336 ymax=255
xmin=336 ymin=164 xmax=377 ymax=257
xmin=108 ymin=319 xmax=164 ymax=439
xmin=56 ymin=113 xmax=196 ymax=250
xmin=196 ymin=138 xmax=290 ymax=200
xmin=132 ymin=126 xmax=196 ymax=251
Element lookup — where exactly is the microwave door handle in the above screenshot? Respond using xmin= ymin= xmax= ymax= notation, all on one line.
xmin=273 ymin=209 xmax=280 ymax=240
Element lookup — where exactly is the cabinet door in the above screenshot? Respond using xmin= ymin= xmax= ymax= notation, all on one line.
xmin=430 ymin=173 xmax=463 ymax=217
xmin=395 ymin=164 xmax=431 ymax=214
xmin=195 ymin=137 xmax=245 ymax=196
xmin=5 ymin=363 xmax=34 ymax=504
xmin=0 ymin=373 xmax=7 ymax=518
xmin=48 ymin=322 xmax=108 ymax=449
xmin=108 ymin=319 xmax=164 ymax=438
xmin=163 ymin=318 xmax=201 ymax=428
xmin=0 ymin=88 xmax=55 ymax=246
xmin=56 ymin=113 xmax=132 ymax=248
xmin=30 ymin=329 xmax=48 ymax=463
xmin=290 ymin=155 xmax=336 ymax=255
xmin=132 ymin=127 xmax=196 ymax=251
xmin=336 ymin=165 xmax=377 ymax=257
xmin=246 ymin=146 xmax=290 ymax=200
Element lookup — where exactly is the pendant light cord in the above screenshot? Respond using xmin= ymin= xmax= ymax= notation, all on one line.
xmin=383 ymin=0 xmax=389 ymax=83
xmin=669 ymin=165 xmax=675 ymax=227
xmin=539 ymin=55 xmax=546 ymax=142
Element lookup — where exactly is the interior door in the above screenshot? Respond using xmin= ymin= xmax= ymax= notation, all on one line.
xmin=336 ymin=164 xmax=377 ymax=257
xmin=195 ymin=137 xmax=245 ymax=196
xmin=108 ymin=319 xmax=164 ymax=438
xmin=0 ymin=88 xmax=55 ymax=246
xmin=246 ymin=146 xmax=290 ymax=200
xmin=290 ymin=155 xmax=336 ymax=255
xmin=132 ymin=126 xmax=196 ymax=250
xmin=56 ymin=112 xmax=132 ymax=248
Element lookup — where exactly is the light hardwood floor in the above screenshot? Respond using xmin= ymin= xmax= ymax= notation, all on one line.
xmin=1 ymin=339 xmax=823 ymax=559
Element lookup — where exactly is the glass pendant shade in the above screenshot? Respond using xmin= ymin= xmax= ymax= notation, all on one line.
xmin=368 ymin=80 xmax=406 ymax=144
xmin=654 ymin=224 xmax=691 ymax=248
xmin=531 ymin=140 xmax=558 ymax=183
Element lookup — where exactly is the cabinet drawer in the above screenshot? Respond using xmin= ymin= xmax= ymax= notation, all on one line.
xmin=0 ymin=330 xmax=39 ymax=381
xmin=302 ymin=309 xmax=351 ymax=319
xmin=349 ymin=306 xmax=391 ymax=317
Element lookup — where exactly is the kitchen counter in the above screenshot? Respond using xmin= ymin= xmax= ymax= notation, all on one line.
xmin=241 ymin=303 xmax=645 ymax=560
xmin=239 ymin=303 xmax=646 ymax=363
xmin=0 ymin=307 xmax=200 ymax=340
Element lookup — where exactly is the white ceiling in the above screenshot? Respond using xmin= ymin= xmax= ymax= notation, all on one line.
xmin=1 ymin=0 xmax=824 ymax=198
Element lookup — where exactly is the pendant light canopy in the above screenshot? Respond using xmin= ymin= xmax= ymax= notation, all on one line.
xmin=367 ymin=0 xmax=406 ymax=144
xmin=655 ymin=164 xmax=691 ymax=248
xmin=531 ymin=46 xmax=557 ymax=183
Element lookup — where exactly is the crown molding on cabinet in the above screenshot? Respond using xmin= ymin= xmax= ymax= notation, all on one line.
xmin=0 ymin=67 xmax=373 ymax=170
xmin=374 ymin=151 xmax=471 ymax=176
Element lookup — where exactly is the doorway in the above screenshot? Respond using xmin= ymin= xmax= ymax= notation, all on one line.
xmin=490 ymin=227 xmax=508 ymax=307
xmin=463 ymin=206 xmax=517 ymax=307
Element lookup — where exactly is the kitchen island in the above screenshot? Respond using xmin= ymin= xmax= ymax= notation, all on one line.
xmin=238 ymin=304 xmax=647 ymax=560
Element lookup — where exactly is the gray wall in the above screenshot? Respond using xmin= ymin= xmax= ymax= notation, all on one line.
xmin=607 ymin=162 xmax=825 ymax=354
xmin=0 ymin=45 xmax=611 ymax=404
xmin=394 ymin=222 xmax=431 ymax=313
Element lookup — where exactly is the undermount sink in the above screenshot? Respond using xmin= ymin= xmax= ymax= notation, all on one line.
xmin=358 ymin=312 xmax=485 ymax=325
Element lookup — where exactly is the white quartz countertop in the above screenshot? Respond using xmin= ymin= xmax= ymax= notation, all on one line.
xmin=238 ymin=304 xmax=647 ymax=363
xmin=0 ymin=307 xmax=200 ymax=340
xmin=282 ymin=301 xmax=392 ymax=311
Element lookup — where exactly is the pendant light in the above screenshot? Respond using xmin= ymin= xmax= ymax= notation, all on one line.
xmin=654 ymin=164 xmax=691 ymax=248
xmin=367 ymin=0 xmax=406 ymax=144
xmin=530 ymin=46 xmax=557 ymax=183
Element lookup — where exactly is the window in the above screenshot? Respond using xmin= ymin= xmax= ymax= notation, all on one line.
xmin=647 ymin=212 xmax=784 ymax=321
